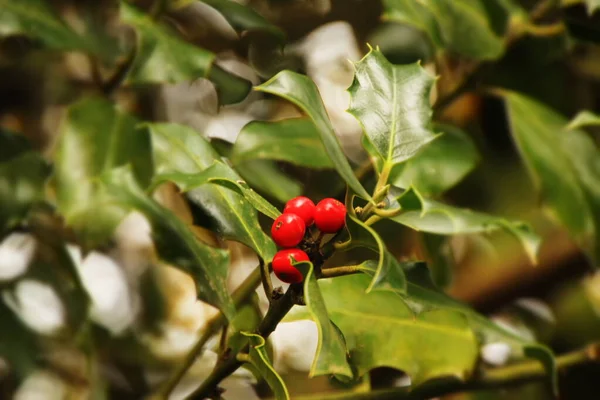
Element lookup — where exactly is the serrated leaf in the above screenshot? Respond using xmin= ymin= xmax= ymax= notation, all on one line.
xmin=155 ymin=161 xmax=281 ymax=220
xmin=199 ymin=0 xmax=285 ymax=40
xmin=566 ymin=110 xmax=600 ymax=130
xmin=359 ymin=261 xmax=557 ymax=385
xmin=102 ymin=166 xmax=234 ymax=320
xmin=344 ymin=213 xmax=407 ymax=294
xmin=293 ymin=273 xmax=479 ymax=384
xmin=347 ymin=47 xmax=437 ymax=180
xmin=0 ymin=0 xmax=104 ymax=56
xmin=505 ymin=92 xmax=600 ymax=263
xmin=389 ymin=187 xmax=541 ymax=265
xmin=241 ymin=332 xmax=290 ymax=400
xmin=121 ymin=2 xmax=250 ymax=104
xmin=54 ymin=97 xmax=153 ymax=245
xmin=146 ymin=122 xmax=276 ymax=261
xmin=232 ymin=119 xmax=333 ymax=169
xmin=293 ymin=261 xmax=352 ymax=379
xmin=383 ymin=0 xmax=511 ymax=60
xmin=390 ymin=124 xmax=479 ymax=196
xmin=255 ymin=71 xmax=371 ymax=200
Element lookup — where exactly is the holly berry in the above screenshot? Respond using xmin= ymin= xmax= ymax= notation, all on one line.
xmin=314 ymin=198 xmax=347 ymax=233
xmin=283 ymin=196 xmax=316 ymax=226
xmin=271 ymin=213 xmax=306 ymax=247
xmin=272 ymin=249 xmax=309 ymax=283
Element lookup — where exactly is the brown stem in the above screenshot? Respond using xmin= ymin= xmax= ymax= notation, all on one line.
xmin=320 ymin=265 xmax=363 ymax=278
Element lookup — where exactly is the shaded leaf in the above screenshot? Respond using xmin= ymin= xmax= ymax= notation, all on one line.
xmin=155 ymin=161 xmax=281 ymax=220
xmin=293 ymin=261 xmax=352 ymax=379
xmin=347 ymin=47 xmax=437 ymax=180
xmin=102 ymin=166 xmax=234 ymax=320
xmin=255 ymin=71 xmax=371 ymax=200
xmin=146 ymin=122 xmax=276 ymax=261
xmin=232 ymin=119 xmax=333 ymax=169
xmin=566 ymin=110 xmax=600 ymax=130
xmin=390 ymin=124 xmax=479 ymax=196
xmin=291 ymin=273 xmax=479 ymax=384
xmin=241 ymin=332 xmax=290 ymax=400
xmin=0 ymin=301 xmax=39 ymax=378
xmin=0 ymin=128 xmax=32 ymax=162
xmin=344 ymin=212 xmax=407 ymax=294
xmin=390 ymin=187 xmax=541 ymax=264
xmin=199 ymin=0 xmax=285 ymax=40
xmin=235 ymin=160 xmax=303 ymax=204
xmin=383 ymin=0 xmax=513 ymax=59
xmin=54 ymin=97 xmax=152 ymax=245
xmin=505 ymin=92 xmax=600 ymax=263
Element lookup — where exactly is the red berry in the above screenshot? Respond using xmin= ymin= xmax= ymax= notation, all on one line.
xmin=314 ymin=198 xmax=347 ymax=233
xmin=284 ymin=196 xmax=316 ymax=226
xmin=272 ymin=249 xmax=309 ymax=283
xmin=271 ymin=213 xmax=306 ymax=247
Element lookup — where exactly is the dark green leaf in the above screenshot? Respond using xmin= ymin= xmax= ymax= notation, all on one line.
xmin=235 ymin=160 xmax=303 ymax=204
xmin=0 ymin=128 xmax=32 ymax=162
xmin=155 ymin=161 xmax=281 ymax=220
xmin=347 ymin=47 xmax=437 ymax=180
xmin=146 ymin=122 xmax=276 ymax=261
xmin=344 ymin=212 xmax=407 ymax=293
xmin=199 ymin=0 xmax=285 ymax=40
xmin=293 ymin=261 xmax=353 ymax=379
xmin=383 ymin=0 xmax=514 ymax=59
xmin=289 ymin=273 xmax=479 ymax=384
xmin=241 ymin=332 xmax=290 ymax=400
xmin=390 ymin=187 xmax=541 ymax=264
xmin=566 ymin=110 xmax=600 ymax=130
xmin=255 ymin=71 xmax=371 ymax=200
xmin=232 ymin=119 xmax=333 ymax=169
xmin=524 ymin=344 xmax=558 ymax=396
xmin=505 ymin=92 xmax=600 ymax=263
xmin=54 ymin=97 xmax=152 ymax=245
xmin=390 ymin=124 xmax=479 ymax=196
xmin=0 ymin=301 xmax=39 ymax=378
xmin=102 ymin=166 xmax=234 ymax=320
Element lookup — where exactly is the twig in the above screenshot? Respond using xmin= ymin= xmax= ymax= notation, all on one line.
xmin=101 ymin=44 xmax=137 ymax=96
xmin=152 ymin=267 xmax=262 ymax=398
xmin=189 ymin=287 xmax=299 ymax=399
xmin=259 ymin=259 xmax=274 ymax=302
xmin=292 ymin=342 xmax=600 ymax=400
xmin=320 ymin=265 xmax=362 ymax=278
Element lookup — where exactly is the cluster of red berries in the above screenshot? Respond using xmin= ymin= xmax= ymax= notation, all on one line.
xmin=271 ymin=197 xmax=347 ymax=284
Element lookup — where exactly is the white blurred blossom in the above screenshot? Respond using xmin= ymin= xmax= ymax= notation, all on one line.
xmin=3 ymin=280 xmax=66 ymax=335
xmin=271 ymin=320 xmax=318 ymax=373
xmin=68 ymin=246 xmax=136 ymax=335
xmin=0 ymin=233 xmax=37 ymax=281
xmin=15 ymin=370 xmax=67 ymax=400
xmin=481 ymin=342 xmax=512 ymax=366
xmin=514 ymin=298 xmax=556 ymax=324
xmin=114 ymin=211 xmax=153 ymax=251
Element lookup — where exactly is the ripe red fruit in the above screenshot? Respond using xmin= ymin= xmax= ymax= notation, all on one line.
xmin=272 ymin=249 xmax=309 ymax=283
xmin=283 ymin=196 xmax=316 ymax=226
xmin=314 ymin=198 xmax=347 ymax=233
xmin=271 ymin=213 xmax=306 ymax=247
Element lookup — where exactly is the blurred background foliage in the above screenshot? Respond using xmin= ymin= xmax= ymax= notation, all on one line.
xmin=1 ymin=0 xmax=600 ymax=399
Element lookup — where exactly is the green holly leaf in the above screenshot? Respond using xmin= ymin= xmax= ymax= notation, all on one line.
xmin=382 ymin=0 xmax=514 ymax=60
xmin=359 ymin=261 xmax=557 ymax=392
xmin=241 ymin=332 xmax=290 ymax=400
xmin=347 ymin=47 xmax=437 ymax=181
xmin=0 ymin=301 xmax=39 ymax=379
xmin=566 ymin=110 xmax=600 ymax=130
xmin=146 ymin=122 xmax=276 ymax=262
xmin=235 ymin=160 xmax=303 ymax=204
xmin=505 ymin=92 xmax=600 ymax=263
xmin=293 ymin=261 xmax=353 ymax=379
xmin=291 ymin=273 xmax=479 ymax=384
xmin=255 ymin=71 xmax=371 ymax=201
xmin=199 ymin=0 xmax=285 ymax=40
xmin=102 ymin=166 xmax=234 ymax=320
xmin=120 ymin=2 xmax=250 ymax=104
xmin=232 ymin=119 xmax=333 ymax=169
xmin=0 ymin=0 xmax=110 ymax=58
xmin=390 ymin=124 xmax=479 ymax=196
xmin=54 ymin=97 xmax=153 ymax=245
xmin=155 ymin=161 xmax=281 ymax=220
xmin=344 ymin=213 xmax=407 ymax=294
xmin=389 ymin=187 xmax=541 ymax=265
